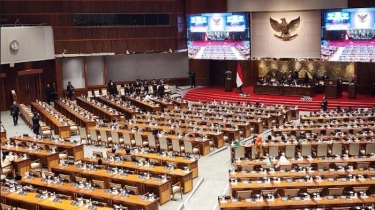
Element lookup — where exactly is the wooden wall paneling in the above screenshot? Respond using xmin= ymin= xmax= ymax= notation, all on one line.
xmin=103 ymin=57 xmax=108 ymax=85
xmin=84 ymin=58 xmax=88 ymax=88
xmin=348 ymin=0 xmax=375 ymax=8
xmin=0 ymin=74 xmax=6 ymax=111
xmin=188 ymin=59 xmax=210 ymax=86
xmin=355 ymin=62 xmax=375 ymax=95
xmin=55 ymin=59 xmax=64 ymax=98
xmin=185 ymin=0 xmax=227 ymax=14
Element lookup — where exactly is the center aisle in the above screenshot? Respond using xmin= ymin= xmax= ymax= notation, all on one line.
xmin=184 ymin=148 xmax=232 ymax=210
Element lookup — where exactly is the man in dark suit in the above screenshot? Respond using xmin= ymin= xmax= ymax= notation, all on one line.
xmin=45 ymin=83 xmax=53 ymax=104
xmin=188 ymin=70 xmax=196 ymax=87
xmin=10 ymin=101 xmax=20 ymax=126
xmin=321 ymin=97 xmax=328 ymax=111
xmin=67 ymin=81 xmax=75 ymax=100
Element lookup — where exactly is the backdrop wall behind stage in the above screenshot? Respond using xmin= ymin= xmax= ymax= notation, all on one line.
xmin=258 ymin=60 xmax=355 ymax=81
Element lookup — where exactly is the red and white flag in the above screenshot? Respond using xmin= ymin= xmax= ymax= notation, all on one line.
xmin=236 ymin=63 xmax=243 ymax=87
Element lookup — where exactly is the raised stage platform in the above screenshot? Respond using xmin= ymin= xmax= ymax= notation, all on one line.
xmin=183 ymin=86 xmax=375 ymax=111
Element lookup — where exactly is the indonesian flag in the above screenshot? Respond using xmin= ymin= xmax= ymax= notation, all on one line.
xmin=236 ymin=63 xmax=243 ymax=87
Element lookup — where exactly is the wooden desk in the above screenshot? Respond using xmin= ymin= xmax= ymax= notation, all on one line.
xmin=1 ymin=145 xmax=59 ymax=171
xmin=150 ymin=98 xmax=174 ymax=110
xmin=9 ymin=136 xmax=84 ymax=161
xmin=3 ymin=191 xmax=41 ymax=210
xmin=96 ymin=96 xmax=139 ymax=120
xmin=54 ymin=100 xmax=96 ymax=131
xmin=78 ymin=158 xmax=193 ymax=194
xmin=49 ymin=165 xmax=171 ymax=205
xmin=107 ymin=149 xmax=199 ymax=179
xmin=12 ymin=157 xmax=31 ymax=177
xmin=123 ymin=96 xmax=163 ymax=113
xmin=219 ymin=198 xmax=268 ymax=210
xmin=30 ymin=102 xmax=71 ymax=138
xmin=21 ymin=177 xmax=159 ymax=210
xmin=254 ymin=85 xmax=315 ymax=97
xmin=76 ymin=97 xmax=121 ymax=122
xmin=168 ymin=98 xmax=188 ymax=108
xmin=1 ymin=129 xmax=6 ymax=141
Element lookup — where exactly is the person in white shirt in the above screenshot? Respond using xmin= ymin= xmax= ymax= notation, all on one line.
xmin=277 ymin=153 xmax=290 ymax=166
xmin=1 ymin=151 xmax=15 ymax=167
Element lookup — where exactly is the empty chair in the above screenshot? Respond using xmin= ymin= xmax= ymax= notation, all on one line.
xmin=89 ymin=129 xmax=101 ymax=145
xmin=349 ymin=143 xmax=360 ymax=156
xmin=285 ymin=145 xmax=295 ymax=158
xmin=236 ymin=190 xmax=252 ymax=199
xmin=356 ymin=162 xmax=369 ymax=170
xmin=171 ymin=182 xmax=183 ymax=200
xmin=79 ymin=127 xmax=90 ymax=145
xmin=41 ymin=129 xmax=52 ymax=139
xmin=30 ymin=159 xmax=43 ymax=172
xmin=101 ymin=88 xmax=108 ymax=96
xmin=261 ymin=189 xmax=277 ymax=197
xmin=75 ymin=176 xmax=87 ymax=183
xmin=59 ymin=150 xmax=69 ymax=160
xmin=307 ymin=188 xmax=323 ymax=195
xmin=94 ymin=89 xmax=100 ymax=96
xmin=301 ymin=144 xmax=312 ymax=157
xmin=1 ymin=164 xmax=13 ymax=180
xmin=366 ymin=143 xmax=375 ymax=155
xmin=125 ymin=185 xmax=139 ymax=195
xmin=328 ymin=187 xmax=344 ymax=196
xmin=70 ymin=124 xmax=79 ymax=136
xmin=279 ymin=165 xmax=292 ymax=171
xmin=159 ymin=137 xmax=171 ymax=152
xmin=45 ymin=172 xmax=56 ymax=178
xmin=171 ymin=139 xmax=184 ymax=156
xmin=135 ymin=134 xmax=148 ymax=147
xmin=147 ymin=134 xmax=159 ymax=152
xmin=317 ymin=144 xmax=328 ymax=157
xmin=317 ymin=163 xmax=330 ymax=171
xmin=283 ymin=189 xmax=300 ymax=197
xmin=120 ymin=88 xmax=125 ymax=96
xmin=268 ymin=145 xmax=279 ymax=157
xmin=109 ymin=182 xmax=122 ymax=189
xmin=331 ymin=143 xmax=342 ymax=156
xmin=87 ymin=90 xmax=94 ymax=98
xmin=234 ymin=146 xmax=245 ymax=159
xmin=93 ymin=151 xmax=104 ymax=158
xmin=123 ymin=132 xmax=135 ymax=148
xmin=184 ymin=141 xmax=200 ymax=158
xmin=116 ymin=84 xmax=121 ymax=92
xmin=100 ymin=130 xmax=113 ymax=147
xmin=241 ymin=165 xmax=254 ymax=172
xmin=111 ymin=131 xmax=124 ymax=147
xmin=353 ymin=186 xmax=369 ymax=193
xmin=59 ymin=174 xmax=72 ymax=183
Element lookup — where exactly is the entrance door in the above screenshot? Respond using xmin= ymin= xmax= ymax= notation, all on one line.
xmin=18 ymin=75 xmax=39 ymax=105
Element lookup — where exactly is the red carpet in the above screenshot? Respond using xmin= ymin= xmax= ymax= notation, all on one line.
xmin=183 ymin=86 xmax=375 ymax=111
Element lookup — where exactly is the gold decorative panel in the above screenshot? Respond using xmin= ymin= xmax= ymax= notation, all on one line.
xmin=258 ymin=60 xmax=355 ymax=81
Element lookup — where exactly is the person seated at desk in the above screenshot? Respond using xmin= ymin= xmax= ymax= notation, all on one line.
xmin=291 ymin=79 xmax=298 ymax=86
xmin=275 ymin=153 xmax=291 ymax=169
xmin=1 ymin=151 xmax=15 ymax=172
xmin=0 ymin=121 xmax=5 ymax=132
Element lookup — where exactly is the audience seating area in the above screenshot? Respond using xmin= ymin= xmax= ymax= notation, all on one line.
xmin=219 ymin=107 xmax=375 ymax=209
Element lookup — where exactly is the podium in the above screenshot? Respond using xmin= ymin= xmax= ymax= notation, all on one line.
xmin=225 ymin=79 xmax=232 ymax=92
xmin=325 ymin=79 xmax=338 ymax=98
xmin=348 ymin=84 xmax=356 ymax=99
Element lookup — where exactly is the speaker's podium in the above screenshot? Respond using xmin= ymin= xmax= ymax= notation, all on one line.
xmin=325 ymin=79 xmax=339 ymax=98
xmin=225 ymin=79 xmax=232 ymax=92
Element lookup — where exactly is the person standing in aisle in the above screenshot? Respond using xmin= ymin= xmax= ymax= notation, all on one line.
xmin=188 ymin=70 xmax=196 ymax=87
xmin=67 ymin=81 xmax=75 ymax=100
xmin=32 ymin=112 xmax=41 ymax=135
xmin=10 ymin=101 xmax=20 ymax=126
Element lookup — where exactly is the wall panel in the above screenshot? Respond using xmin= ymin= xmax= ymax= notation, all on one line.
xmin=87 ymin=56 xmax=105 ymax=86
xmin=106 ymin=53 xmax=189 ymax=82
